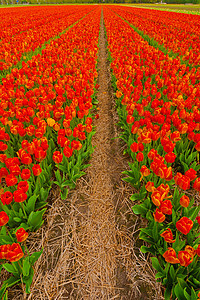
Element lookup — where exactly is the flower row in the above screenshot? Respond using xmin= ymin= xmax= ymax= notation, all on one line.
xmin=104 ymin=6 xmax=200 ymax=300
xmin=0 ymin=5 xmax=94 ymax=73
xmin=0 ymin=6 xmax=101 ymax=298
xmin=109 ymin=5 xmax=200 ymax=67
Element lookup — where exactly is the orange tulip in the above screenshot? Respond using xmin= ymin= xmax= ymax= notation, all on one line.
xmin=180 ymin=195 xmax=190 ymax=208
xmin=176 ymin=217 xmax=193 ymax=235
xmin=163 ymin=248 xmax=180 ymax=264
xmin=178 ymin=251 xmax=193 ymax=267
xmin=160 ymin=228 xmax=175 ymax=243
xmin=153 ymin=208 xmax=165 ymax=223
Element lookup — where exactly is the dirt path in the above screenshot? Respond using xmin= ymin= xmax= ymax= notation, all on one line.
xmin=69 ymin=10 xmax=161 ymax=300
xmin=16 ymin=9 xmax=163 ymax=300
xmin=72 ymin=10 xmax=120 ymax=299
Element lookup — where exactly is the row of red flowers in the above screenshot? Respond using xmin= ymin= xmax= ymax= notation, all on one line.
xmin=109 ymin=5 xmax=200 ymax=67
xmin=0 ymin=6 xmax=101 ymax=298
xmin=104 ymin=6 xmax=200 ymax=300
xmin=0 ymin=5 xmax=95 ymax=73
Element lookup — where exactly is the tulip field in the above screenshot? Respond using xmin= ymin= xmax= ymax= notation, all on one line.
xmin=0 ymin=4 xmax=200 ymax=300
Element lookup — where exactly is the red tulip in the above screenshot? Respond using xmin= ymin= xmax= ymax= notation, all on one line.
xmin=32 ymin=164 xmax=42 ymax=176
xmin=153 ymin=208 xmax=165 ymax=223
xmin=0 ymin=211 xmax=9 ymax=226
xmin=176 ymin=217 xmax=193 ymax=235
xmin=16 ymin=228 xmax=28 ymax=243
xmin=163 ymin=248 xmax=180 ymax=264
xmin=160 ymin=228 xmax=175 ymax=243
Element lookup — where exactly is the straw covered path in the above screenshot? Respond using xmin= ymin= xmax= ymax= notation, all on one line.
xmin=12 ymin=9 xmax=164 ymax=300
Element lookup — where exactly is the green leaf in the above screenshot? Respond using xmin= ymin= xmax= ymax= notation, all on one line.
xmin=152 ymin=222 xmax=159 ymax=242
xmin=181 ymin=161 xmax=189 ymax=173
xmin=191 ymin=277 xmax=200 ymax=286
xmin=183 ymin=288 xmax=191 ymax=300
xmin=122 ymin=176 xmax=139 ymax=186
xmin=151 ymin=257 xmax=163 ymax=273
xmin=0 ymin=276 xmax=20 ymax=294
xmin=23 ymin=267 xmax=34 ymax=294
xmin=169 ymin=265 xmax=175 ymax=281
xmin=140 ymin=245 xmax=156 ymax=255
xmin=2 ymin=291 xmax=8 ymax=300
xmin=1 ymin=236 xmax=14 ymax=244
xmin=0 ymin=226 xmax=7 ymax=236
xmin=174 ymin=282 xmax=187 ymax=300
xmin=57 ymin=165 xmax=67 ymax=172
xmin=164 ymin=262 xmax=170 ymax=275
xmin=28 ymin=209 xmax=46 ymax=231
xmin=25 ymin=195 xmax=37 ymax=214
xmin=3 ymin=264 xmax=18 ymax=276
xmin=132 ymin=204 xmax=147 ymax=216
xmin=140 ymin=227 xmax=153 ymax=237
xmin=55 ymin=170 xmax=62 ymax=184
xmin=0 ymin=286 xmax=7 ymax=300
xmin=155 ymin=272 xmax=165 ymax=279
xmin=40 ymin=188 xmax=50 ymax=202
xmin=30 ymin=249 xmax=43 ymax=265
xmin=177 ymin=274 xmax=187 ymax=280
xmin=35 ymin=201 xmax=47 ymax=210
xmin=173 ymin=232 xmax=180 ymax=250
xmin=139 ymin=233 xmax=154 ymax=244
xmin=60 ymin=188 xmax=68 ymax=200
xmin=130 ymin=192 xmax=147 ymax=202
xmin=146 ymin=210 xmax=153 ymax=221
xmin=15 ymin=223 xmax=30 ymax=232
xmin=60 ymin=180 xmax=71 ymax=187
xmin=164 ymin=286 xmax=172 ymax=300
xmin=191 ymin=287 xmax=197 ymax=299
xmin=189 ymin=206 xmax=200 ymax=221
xmin=23 ymin=257 xmax=30 ymax=277
xmin=13 ymin=217 xmax=22 ymax=223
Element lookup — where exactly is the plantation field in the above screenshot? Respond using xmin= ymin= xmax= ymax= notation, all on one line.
xmin=128 ymin=3 xmax=200 ymax=13
xmin=0 ymin=4 xmax=200 ymax=300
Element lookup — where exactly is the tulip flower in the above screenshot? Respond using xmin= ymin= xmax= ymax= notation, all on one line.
xmin=0 ymin=244 xmax=8 ymax=259
xmin=136 ymin=152 xmax=144 ymax=162
xmin=16 ymin=228 xmax=28 ymax=243
xmin=145 ymin=181 xmax=155 ymax=192
xmin=176 ymin=217 xmax=193 ymax=235
xmin=151 ymin=191 xmax=162 ymax=207
xmin=180 ymin=195 xmax=190 ymax=208
xmin=0 ymin=211 xmax=9 ymax=226
xmin=21 ymin=169 xmax=31 ymax=180
xmin=160 ymin=228 xmax=175 ymax=243
xmin=17 ymin=181 xmax=29 ymax=193
xmin=174 ymin=173 xmax=190 ymax=190
xmin=185 ymin=245 xmax=196 ymax=258
xmin=196 ymin=245 xmax=200 ymax=257
xmin=6 ymin=243 xmax=24 ymax=262
xmin=178 ymin=251 xmax=193 ymax=267
xmin=163 ymin=248 xmax=180 ymax=264
xmin=185 ymin=169 xmax=197 ymax=181
xmin=1 ymin=191 xmax=13 ymax=205
xmin=32 ymin=164 xmax=42 ymax=176
xmin=196 ymin=216 xmax=200 ymax=225
xmin=193 ymin=177 xmax=200 ymax=193
xmin=160 ymin=200 xmax=173 ymax=215
xmin=53 ymin=151 xmax=63 ymax=164
xmin=130 ymin=142 xmax=138 ymax=153
xmin=5 ymin=174 xmax=18 ymax=187
xmin=153 ymin=208 xmax=165 ymax=223
xmin=13 ymin=190 xmax=27 ymax=203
